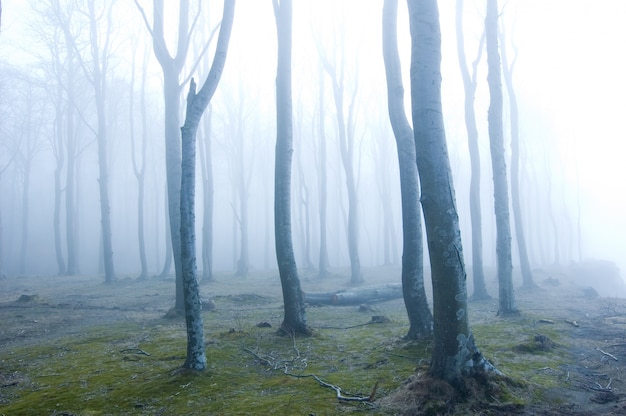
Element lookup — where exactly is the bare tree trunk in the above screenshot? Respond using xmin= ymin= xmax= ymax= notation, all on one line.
xmin=455 ymin=0 xmax=489 ymax=300
xmin=179 ymin=0 xmax=235 ymax=370
xmin=500 ymin=26 xmax=536 ymax=290
xmin=199 ymin=106 xmax=214 ymax=281
xmin=407 ymin=0 xmax=498 ymax=383
xmin=486 ymin=0 xmax=516 ymax=315
xmin=65 ymin=46 xmax=78 ymax=276
xmin=316 ymin=68 xmax=330 ymax=278
xmin=382 ymin=0 xmax=432 ymax=340
xmin=52 ymin=77 xmax=66 ymax=276
xmin=273 ymin=0 xmax=310 ymax=335
xmin=318 ymin=33 xmax=363 ymax=285
xmin=19 ymin=159 xmax=30 ymax=275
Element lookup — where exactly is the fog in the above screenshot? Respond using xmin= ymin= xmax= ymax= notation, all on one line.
xmin=0 ymin=1 xmax=624 ymax=295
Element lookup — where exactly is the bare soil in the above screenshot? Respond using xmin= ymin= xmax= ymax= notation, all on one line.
xmin=1 ymin=268 xmax=626 ymax=415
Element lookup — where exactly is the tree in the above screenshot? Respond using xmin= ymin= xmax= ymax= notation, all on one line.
xmin=179 ymin=0 xmax=235 ymax=370
xmin=273 ymin=0 xmax=310 ymax=335
xmin=500 ymin=23 xmax=537 ymax=290
xmin=198 ymin=105 xmax=214 ymax=281
xmin=317 ymin=16 xmax=364 ymax=285
xmin=455 ymin=0 xmax=489 ymax=300
xmin=407 ymin=0 xmax=498 ymax=383
xmin=134 ymin=0 xmax=196 ymax=309
xmin=129 ymin=37 xmax=150 ymax=280
xmin=382 ymin=0 xmax=432 ymax=340
xmin=315 ymin=67 xmax=330 ymax=278
xmin=58 ymin=0 xmax=117 ymax=283
xmin=486 ymin=0 xmax=516 ymax=315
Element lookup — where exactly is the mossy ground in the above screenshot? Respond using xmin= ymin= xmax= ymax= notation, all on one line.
xmin=1 ymin=269 xmax=626 ymax=415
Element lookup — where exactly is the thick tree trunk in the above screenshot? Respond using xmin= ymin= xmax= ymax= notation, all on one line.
xmin=407 ymin=0 xmax=498 ymax=384
xmin=486 ymin=0 xmax=516 ymax=315
xmin=455 ymin=0 xmax=489 ymax=300
xmin=274 ymin=0 xmax=310 ymax=335
xmin=382 ymin=0 xmax=432 ymax=340
xmin=500 ymin=27 xmax=536 ymax=290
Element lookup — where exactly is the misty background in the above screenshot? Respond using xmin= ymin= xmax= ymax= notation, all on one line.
xmin=0 ymin=0 xmax=624 ymax=295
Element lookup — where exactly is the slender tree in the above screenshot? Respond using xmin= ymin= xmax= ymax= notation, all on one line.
xmin=317 ymin=20 xmax=363 ymax=285
xmin=179 ymin=0 xmax=235 ymax=370
xmin=455 ymin=0 xmax=489 ymax=300
xmin=407 ymin=0 xmax=499 ymax=383
xmin=198 ymin=105 xmax=214 ymax=281
xmin=134 ymin=0 xmax=195 ymax=308
xmin=316 ymin=68 xmax=330 ymax=278
xmin=129 ymin=38 xmax=150 ymax=280
xmin=500 ymin=24 xmax=536 ymax=290
xmin=382 ymin=0 xmax=432 ymax=340
xmin=486 ymin=0 xmax=517 ymax=315
xmin=273 ymin=0 xmax=310 ymax=335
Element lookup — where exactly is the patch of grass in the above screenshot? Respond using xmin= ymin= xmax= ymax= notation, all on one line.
xmin=0 ymin=310 xmax=418 ymax=415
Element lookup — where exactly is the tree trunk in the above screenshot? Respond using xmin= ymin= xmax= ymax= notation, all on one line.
xmin=455 ymin=0 xmax=489 ymax=300
xmin=179 ymin=0 xmax=236 ymax=370
xmin=500 ymin=26 xmax=536 ymax=290
xmin=407 ymin=0 xmax=498 ymax=384
xmin=65 ymin=46 xmax=78 ymax=276
xmin=486 ymin=0 xmax=516 ymax=315
xmin=382 ymin=0 xmax=432 ymax=340
xmin=180 ymin=79 xmax=207 ymax=371
xmin=274 ymin=0 xmax=310 ymax=335
xmin=199 ymin=106 xmax=214 ymax=282
xmin=53 ymin=80 xmax=66 ymax=276
xmin=130 ymin=42 xmax=149 ymax=280
xmin=319 ymin=33 xmax=363 ymax=285
xmin=317 ymin=68 xmax=330 ymax=278
xmin=19 ymin=159 xmax=30 ymax=275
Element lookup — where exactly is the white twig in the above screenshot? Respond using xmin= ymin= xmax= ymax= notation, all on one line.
xmin=596 ymin=348 xmax=618 ymax=361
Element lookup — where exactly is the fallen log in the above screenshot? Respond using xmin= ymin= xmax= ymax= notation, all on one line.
xmin=304 ymin=283 xmax=402 ymax=306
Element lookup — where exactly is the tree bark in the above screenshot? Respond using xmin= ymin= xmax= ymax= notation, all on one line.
xmin=382 ymin=0 xmax=433 ymax=340
xmin=455 ymin=0 xmax=489 ymax=300
xmin=273 ymin=0 xmax=310 ymax=335
xmin=316 ymin=68 xmax=330 ymax=278
xmin=407 ymin=0 xmax=498 ymax=384
xmin=179 ymin=0 xmax=235 ymax=370
xmin=486 ymin=0 xmax=517 ymax=315
xmin=199 ymin=106 xmax=214 ymax=282
xmin=500 ymin=26 xmax=536 ymax=289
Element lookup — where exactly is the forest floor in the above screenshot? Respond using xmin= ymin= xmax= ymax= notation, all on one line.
xmin=1 ymin=266 xmax=626 ymax=415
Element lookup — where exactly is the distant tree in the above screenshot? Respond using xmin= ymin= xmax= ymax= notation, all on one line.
xmin=486 ymin=0 xmax=517 ymax=315
xmin=455 ymin=0 xmax=490 ymax=300
xmin=315 ymin=67 xmax=330 ymax=278
xmin=15 ymin=78 xmax=47 ymax=275
xmin=273 ymin=0 xmax=310 ymax=335
xmin=382 ymin=0 xmax=432 ymax=340
xmin=179 ymin=0 xmax=235 ymax=370
xmin=407 ymin=0 xmax=499 ymax=382
xmin=500 ymin=24 xmax=537 ymax=290
xmin=129 ymin=38 xmax=150 ymax=280
xmin=318 ymin=25 xmax=364 ymax=285
xmin=58 ymin=0 xmax=117 ymax=283
xmin=198 ymin=105 xmax=214 ymax=281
